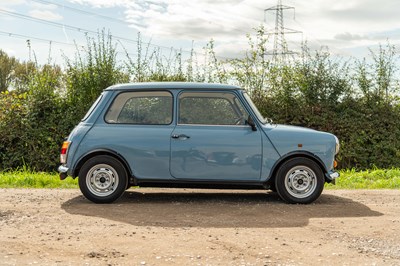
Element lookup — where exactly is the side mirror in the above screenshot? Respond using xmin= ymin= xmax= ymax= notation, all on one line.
xmin=246 ymin=115 xmax=257 ymax=131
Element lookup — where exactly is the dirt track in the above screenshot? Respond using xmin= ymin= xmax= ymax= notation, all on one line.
xmin=0 ymin=188 xmax=399 ymax=265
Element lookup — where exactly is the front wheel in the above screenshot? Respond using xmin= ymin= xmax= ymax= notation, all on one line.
xmin=275 ymin=158 xmax=324 ymax=204
xmin=78 ymin=155 xmax=128 ymax=203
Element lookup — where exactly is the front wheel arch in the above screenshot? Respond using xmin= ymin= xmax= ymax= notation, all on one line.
xmin=266 ymin=152 xmax=327 ymax=189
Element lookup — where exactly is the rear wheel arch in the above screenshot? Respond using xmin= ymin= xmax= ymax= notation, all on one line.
xmin=73 ymin=150 xmax=134 ymax=183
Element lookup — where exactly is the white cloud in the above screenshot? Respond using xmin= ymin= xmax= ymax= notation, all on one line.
xmin=0 ymin=0 xmax=25 ymax=14
xmin=124 ymin=0 xmax=261 ymax=42
xmin=66 ymin=0 xmax=400 ymax=58
xmin=0 ymin=0 xmax=26 ymax=6
xmin=68 ymin=0 xmax=130 ymax=8
xmin=29 ymin=9 xmax=63 ymax=21
xmin=25 ymin=1 xmax=63 ymax=21
xmin=335 ymin=32 xmax=369 ymax=41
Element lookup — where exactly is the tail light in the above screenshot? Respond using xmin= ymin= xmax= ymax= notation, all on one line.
xmin=60 ymin=141 xmax=71 ymax=164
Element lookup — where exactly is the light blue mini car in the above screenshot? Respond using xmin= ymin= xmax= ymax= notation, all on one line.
xmin=58 ymin=82 xmax=339 ymax=204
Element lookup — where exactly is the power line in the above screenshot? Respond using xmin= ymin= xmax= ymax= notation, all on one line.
xmin=31 ymin=0 xmax=268 ymax=49
xmin=30 ymin=0 xmax=141 ymax=26
xmin=0 ymin=9 xmax=239 ymax=60
xmin=0 ymin=29 xmax=238 ymax=67
xmin=0 ymin=8 xmax=194 ymax=55
xmin=0 ymin=30 xmax=76 ymax=47
xmin=0 ymin=30 xmax=149 ymax=58
xmin=35 ymin=0 xmax=288 ymax=59
xmin=32 ymin=0 xmax=263 ymax=36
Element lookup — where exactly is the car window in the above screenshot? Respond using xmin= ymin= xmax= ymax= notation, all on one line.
xmin=178 ymin=92 xmax=248 ymax=125
xmin=82 ymin=94 xmax=103 ymax=121
xmin=105 ymin=91 xmax=173 ymax=125
xmin=243 ymin=92 xmax=265 ymax=123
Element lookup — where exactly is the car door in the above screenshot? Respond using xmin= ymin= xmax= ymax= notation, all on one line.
xmin=170 ymin=91 xmax=262 ymax=181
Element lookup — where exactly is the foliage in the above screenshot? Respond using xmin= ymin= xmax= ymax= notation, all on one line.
xmin=0 ymin=31 xmax=130 ymax=171
xmin=12 ymin=61 xmax=37 ymax=92
xmin=0 ymin=50 xmax=36 ymax=92
xmin=237 ymin=35 xmax=400 ymax=169
xmin=0 ymin=169 xmax=78 ymax=188
xmin=124 ymin=32 xmax=186 ymax=82
xmin=0 ymin=50 xmax=18 ymax=92
xmin=0 ymin=64 xmax=65 ymax=170
xmin=0 ymin=28 xmax=400 ymax=171
xmin=228 ymin=27 xmax=270 ymax=100
xmin=0 ymin=90 xmax=28 ymax=169
xmin=64 ymin=31 xmax=129 ymax=125
xmin=326 ymin=168 xmax=400 ymax=189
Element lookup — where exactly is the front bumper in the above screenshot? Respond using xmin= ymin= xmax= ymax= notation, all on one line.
xmin=58 ymin=165 xmax=69 ymax=180
xmin=325 ymin=170 xmax=340 ymax=184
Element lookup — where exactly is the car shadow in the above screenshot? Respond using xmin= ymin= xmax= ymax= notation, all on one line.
xmin=61 ymin=189 xmax=383 ymax=228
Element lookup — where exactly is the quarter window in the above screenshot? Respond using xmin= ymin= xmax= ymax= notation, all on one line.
xmin=82 ymin=94 xmax=103 ymax=121
xmin=105 ymin=91 xmax=173 ymax=125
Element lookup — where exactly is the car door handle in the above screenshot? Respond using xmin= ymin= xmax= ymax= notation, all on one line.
xmin=171 ymin=134 xmax=190 ymax=139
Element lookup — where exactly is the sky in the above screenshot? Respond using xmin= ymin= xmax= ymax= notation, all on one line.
xmin=0 ymin=0 xmax=399 ymax=65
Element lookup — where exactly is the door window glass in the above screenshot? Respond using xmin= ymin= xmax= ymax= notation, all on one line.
xmin=178 ymin=92 xmax=248 ymax=125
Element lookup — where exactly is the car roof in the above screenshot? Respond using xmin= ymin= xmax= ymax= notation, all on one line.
xmin=104 ymin=82 xmax=242 ymax=91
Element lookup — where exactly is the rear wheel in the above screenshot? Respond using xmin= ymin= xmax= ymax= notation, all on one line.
xmin=78 ymin=155 xmax=128 ymax=203
xmin=275 ymin=157 xmax=324 ymax=204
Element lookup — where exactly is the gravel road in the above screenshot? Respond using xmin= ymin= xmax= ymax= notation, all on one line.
xmin=0 ymin=188 xmax=399 ymax=265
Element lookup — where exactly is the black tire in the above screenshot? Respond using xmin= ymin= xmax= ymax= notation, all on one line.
xmin=78 ymin=155 xmax=128 ymax=203
xmin=275 ymin=157 xmax=324 ymax=204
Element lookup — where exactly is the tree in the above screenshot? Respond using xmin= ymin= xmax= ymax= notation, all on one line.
xmin=0 ymin=50 xmax=18 ymax=92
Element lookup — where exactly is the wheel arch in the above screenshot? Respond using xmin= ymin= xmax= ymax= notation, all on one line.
xmin=267 ymin=151 xmax=328 ymax=186
xmin=72 ymin=149 xmax=134 ymax=181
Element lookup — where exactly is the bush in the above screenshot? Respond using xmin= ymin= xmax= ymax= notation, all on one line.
xmin=0 ymin=64 xmax=67 ymax=171
xmin=0 ymin=29 xmax=399 ymax=171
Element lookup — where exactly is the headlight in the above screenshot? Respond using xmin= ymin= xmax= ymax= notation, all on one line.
xmin=334 ymin=136 xmax=340 ymax=155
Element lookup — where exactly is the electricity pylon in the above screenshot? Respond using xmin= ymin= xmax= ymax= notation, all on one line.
xmin=264 ymin=0 xmax=302 ymax=63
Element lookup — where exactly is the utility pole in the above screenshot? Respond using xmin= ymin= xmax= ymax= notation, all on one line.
xmin=264 ymin=0 xmax=301 ymax=63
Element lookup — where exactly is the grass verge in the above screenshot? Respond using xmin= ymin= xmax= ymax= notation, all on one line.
xmin=0 ymin=168 xmax=399 ymax=189
xmin=326 ymin=168 xmax=400 ymax=189
xmin=0 ymin=170 xmax=78 ymax=188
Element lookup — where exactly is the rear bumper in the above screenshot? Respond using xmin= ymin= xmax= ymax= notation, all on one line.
xmin=58 ymin=165 xmax=69 ymax=180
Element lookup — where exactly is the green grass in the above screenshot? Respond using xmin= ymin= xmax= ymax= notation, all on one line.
xmin=326 ymin=168 xmax=400 ymax=189
xmin=0 ymin=168 xmax=399 ymax=189
xmin=0 ymin=169 xmax=78 ymax=188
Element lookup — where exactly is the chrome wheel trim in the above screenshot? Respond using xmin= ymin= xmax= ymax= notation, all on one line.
xmin=86 ymin=164 xmax=119 ymax=197
xmin=284 ymin=165 xmax=317 ymax=199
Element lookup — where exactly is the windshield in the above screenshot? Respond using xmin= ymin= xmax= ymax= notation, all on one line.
xmin=243 ymin=92 xmax=267 ymax=124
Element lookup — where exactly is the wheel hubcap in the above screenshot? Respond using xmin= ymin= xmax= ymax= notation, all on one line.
xmin=86 ymin=164 xmax=119 ymax=197
xmin=284 ymin=166 xmax=317 ymax=199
